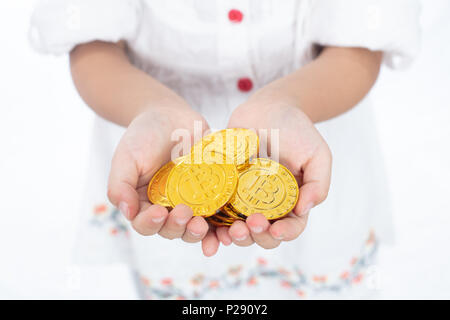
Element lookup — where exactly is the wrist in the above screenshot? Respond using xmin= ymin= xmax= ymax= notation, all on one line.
xmin=133 ymin=94 xmax=188 ymax=116
xmin=130 ymin=95 xmax=196 ymax=125
xmin=247 ymin=86 xmax=299 ymax=110
xmin=245 ymin=86 xmax=322 ymax=123
xmin=132 ymin=100 xmax=207 ymax=136
xmin=239 ymin=86 xmax=306 ymax=121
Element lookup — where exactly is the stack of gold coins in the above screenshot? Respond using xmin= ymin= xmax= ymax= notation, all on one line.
xmin=147 ymin=128 xmax=299 ymax=226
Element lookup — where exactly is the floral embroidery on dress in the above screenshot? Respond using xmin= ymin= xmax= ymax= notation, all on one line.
xmin=90 ymin=203 xmax=129 ymax=237
xmin=89 ymin=203 xmax=377 ymax=299
xmin=139 ymin=231 xmax=378 ymax=300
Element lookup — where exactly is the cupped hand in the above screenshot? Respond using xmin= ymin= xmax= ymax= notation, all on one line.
xmin=107 ymin=106 xmax=220 ymax=256
xmin=216 ymin=100 xmax=332 ymax=249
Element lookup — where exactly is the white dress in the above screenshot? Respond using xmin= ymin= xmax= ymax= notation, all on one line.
xmin=30 ymin=0 xmax=420 ymax=299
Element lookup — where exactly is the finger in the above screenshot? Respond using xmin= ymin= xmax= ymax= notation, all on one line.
xmin=107 ymin=143 xmax=141 ymax=221
xmin=228 ymin=220 xmax=254 ymax=247
xmin=158 ymin=204 xmax=193 ymax=240
xmin=246 ymin=213 xmax=281 ymax=249
xmin=182 ymin=216 xmax=209 ymax=243
xmin=269 ymin=213 xmax=309 ymax=241
xmin=294 ymin=145 xmax=332 ymax=216
xmin=202 ymin=230 xmax=220 ymax=257
xmin=131 ymin=204 xmax=169 ymax=236
xmin=216 ymin=227 xmax=232 ymax=246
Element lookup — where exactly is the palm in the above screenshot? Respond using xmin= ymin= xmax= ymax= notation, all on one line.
xmin=212 ymin=102 xmax=332 ymax=249
xmin=229 ymin=103 xmax=321 ymax=178
xmin=124 ymin=108 xmax=210 ymax=189
xmin=109 ymin=108 xmax=222 ymax=257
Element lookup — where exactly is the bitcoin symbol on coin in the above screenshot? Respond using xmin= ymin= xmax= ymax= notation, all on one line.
xmin=238 ymin=170 xmax=284 ymax=210
xmin=243 ymin=174 xmax=280 ymax=206
xmin=180 ymin=166 xmax=220 ymax=204
xmin=229 ymin=158 xmax=298 ymax=219
xmin=166 ymin=162 xmax=238 ymax=217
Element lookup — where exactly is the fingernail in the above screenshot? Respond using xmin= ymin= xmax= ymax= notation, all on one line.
xmin=302 ymin=202 xmax=314 ymax=216
xmin=250 ymin=226 xmax=263 ymax=234
xmin=271 ymin=231 xmax=284 ymax=240
xmin=234 ymin=235 xmax=247 ymax=241
xmin=152 ymin=216 xmax=165 ymax=223
xmin=119 ymin=202 xmax=129 ymax=220
xmin=189 ymin=231 xmax=201 ymax=237
xmin=176 ymin=217 xmax=189 ymax=225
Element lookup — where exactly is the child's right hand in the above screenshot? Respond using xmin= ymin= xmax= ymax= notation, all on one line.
xmin=107 ymin=106 xmax=220 ymax=255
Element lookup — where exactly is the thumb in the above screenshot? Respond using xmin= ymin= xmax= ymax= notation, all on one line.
xmin=293 ymin=146 xmax=332 ymax=217
xmin=107 ymin=145 xmax=140 ymax=221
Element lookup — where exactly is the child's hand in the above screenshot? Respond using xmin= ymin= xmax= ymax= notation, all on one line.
xmin=107 ymin=107 xmax=220 ymax=255
xmin=216 ymin=101 xmax=332 ymax=249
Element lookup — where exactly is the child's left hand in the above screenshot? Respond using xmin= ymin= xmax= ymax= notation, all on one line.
xmin=204 ymin=99 xmax=332 ymax=250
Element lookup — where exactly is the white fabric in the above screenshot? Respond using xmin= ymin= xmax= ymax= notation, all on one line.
xmin=29 ymin=0 xmax=142 ymax=54
xmin=307 ymin=0 xmax=421 ymax=69
xmin=30 ymin=0 xmax=420 ymax=299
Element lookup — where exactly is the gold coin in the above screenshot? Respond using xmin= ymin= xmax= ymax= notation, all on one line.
xmin=209 ymin=213 xmax=234 ymax=226
xmin=147 ymin=161 xmax=176 ymax=207
xmin=166 ymin=162 xmax=238 ymax=217
xmin=215 ymin=211 xmax=237 ymax=223
xmin=221 ymin=205 xmax=246 ymax=221
xmin=236 ymin=162 xmax=251 ymax=172
xmin=228 ymin=158 xmax=299 ymax=220
xmin=147 ymin=156 xmax=188 ymax=207
xmin=191 ymin=129 xmax=259 ymax=166
xmin=206 ymin=216 xmax=232 ymax=227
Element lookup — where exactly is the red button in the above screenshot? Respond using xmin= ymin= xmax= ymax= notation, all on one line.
xmin=237 ymin=78 xmax=253 ymax=92
xmin=228 ymin=9 xmax=243 ymax=23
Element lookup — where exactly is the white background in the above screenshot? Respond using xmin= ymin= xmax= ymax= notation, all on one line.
xmin=0 ymin=1 xmax=449 ymax=299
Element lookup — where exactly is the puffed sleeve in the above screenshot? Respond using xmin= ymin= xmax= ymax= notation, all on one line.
xmin=29 ymin=0 xmax=142 ymax=54
xmin=305 ymin=0 xmax=421 ymax=69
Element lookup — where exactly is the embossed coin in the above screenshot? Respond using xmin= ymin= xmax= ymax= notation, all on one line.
xmin=147 ymin=156 xmax=188 ymax=207
xmin=206 ymin=215 xmax=233 ymax=227
xmin=166 ymin=162 xmax=238 ymax=217
xmin=215 ymin=211 xmax=237 ymax=223
xmin=228 ymin=158 xmax=299 ymax=220
xmin=222 ymin=204 xmax=246 ymax=221
xmin=191 ymin=128 xmax=259 ymax=165
xmin=147 ymin=161 xmax=176 ymax=207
